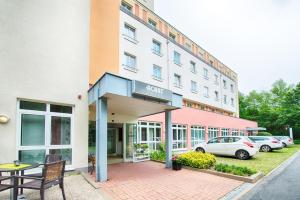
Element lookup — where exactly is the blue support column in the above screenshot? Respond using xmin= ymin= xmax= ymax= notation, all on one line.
xmin=165 ymin=110 xmax=172 ymax=168
xmin=95 ymin=97 xmax=108 ymax=182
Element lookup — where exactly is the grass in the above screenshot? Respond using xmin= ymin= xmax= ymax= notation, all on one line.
xmin=216 ymin=145 xmax=300 ymax=175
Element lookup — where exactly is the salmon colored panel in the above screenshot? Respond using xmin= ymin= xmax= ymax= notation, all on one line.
xmin=89 ymin=0 xmax=120 ymax=84
xmin=140 ymin=107 xmax=258 ymax=147
xmin=164 ymin=24 xmax=168 ymax=35
xmin=134 ymin=4 xmax=140 ymax=17
xmin=142 ymin=9 xmax=147 ymax=22
xmin=158 ymin=21 xmax=162 ymax=32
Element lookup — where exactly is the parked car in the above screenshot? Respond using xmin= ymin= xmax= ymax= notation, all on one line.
xmin=274 ymin=136 xmax=294 ymax=147
xmin=248 ymin=136 xmax=283 ymax=152
xmin=193 ymin=136 xmax=258 ymax=160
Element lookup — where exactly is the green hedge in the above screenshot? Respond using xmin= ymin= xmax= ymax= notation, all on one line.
xmin=177 ymin=152 xmax=216 ymax=169
xmin=257 ymin=132 xmax=272 ymax=136
xmin=150 ymin=150 xmax=166 ymax=162
xmin=215 ymin=163 xmax=257 ymax=176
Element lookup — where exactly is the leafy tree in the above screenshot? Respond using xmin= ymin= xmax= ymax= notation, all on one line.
xmin=239 ymin=80 xmax=299 ymax=138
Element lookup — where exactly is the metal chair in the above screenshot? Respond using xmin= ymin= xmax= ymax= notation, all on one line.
xmin=14 ymin=160 xmax=66 ymax=200
xmin=0 ymin=174 xmax=13 ymax=193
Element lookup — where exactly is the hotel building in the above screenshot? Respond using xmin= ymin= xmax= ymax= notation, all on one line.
xmin=0 ymin=0 xmax=258 ymax=182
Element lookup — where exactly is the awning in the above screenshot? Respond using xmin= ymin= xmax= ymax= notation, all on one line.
xmin=246 ymin=127 xmax=266 ymax=131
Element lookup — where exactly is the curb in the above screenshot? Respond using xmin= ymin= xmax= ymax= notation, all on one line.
xmin=182 ymin=166 xmax=263 ymax=183
xmin=223 ymin=150 xmax=300 ymax=200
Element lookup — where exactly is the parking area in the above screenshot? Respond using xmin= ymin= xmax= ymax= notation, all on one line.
xmin=91 ymin=161 xmax=243 ymax=200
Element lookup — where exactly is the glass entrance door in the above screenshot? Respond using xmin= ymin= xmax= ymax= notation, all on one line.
xmin=107 ymin=128 xmax=117 ymax=155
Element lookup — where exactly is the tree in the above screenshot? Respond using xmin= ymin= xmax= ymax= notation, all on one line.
xmin=239 ymin=80 xmax=300 ymax=138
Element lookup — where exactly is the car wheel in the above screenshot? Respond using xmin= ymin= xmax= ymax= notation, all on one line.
xmin=282 ymin=143 xmax=287 ymax=148
xmin=260 ymin=145 xmax=271 ymax=152
xmin=196 ymin=147 xmax=205 ymax=153
xmin=235 ymin=150 xmax=250 ymax=160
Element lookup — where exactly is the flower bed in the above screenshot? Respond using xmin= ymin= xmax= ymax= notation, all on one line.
xmin=215 ymin=163 xmax=257 ymax=176
xmin=177 ymin=152 xmax=216 ymax=169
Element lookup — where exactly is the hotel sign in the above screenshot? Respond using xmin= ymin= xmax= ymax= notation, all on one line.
xmin=132 ymin=80 xmax=172 ymax=102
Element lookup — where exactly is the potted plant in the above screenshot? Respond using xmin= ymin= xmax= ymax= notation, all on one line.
xmin=172 ymin=156 xmax=182 ymax=171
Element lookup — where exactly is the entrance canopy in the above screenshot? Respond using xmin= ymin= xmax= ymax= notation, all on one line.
xmin=88 ymin=73 xmax=182 ymax=182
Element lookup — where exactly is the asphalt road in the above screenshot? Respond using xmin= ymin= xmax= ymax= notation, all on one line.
xmin=242 ymin=152 xmax=300 ymax=200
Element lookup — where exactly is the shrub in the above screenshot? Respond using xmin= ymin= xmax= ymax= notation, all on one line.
xmin=177 ymin=152 xmax=216 ymax=169
xmin=215 ymin=163 xmax=257 ymax=176
xmin=257 ymin=132 xmax=272 ymax=136
xmin=150 ymin=150 xmax=166 ymax=162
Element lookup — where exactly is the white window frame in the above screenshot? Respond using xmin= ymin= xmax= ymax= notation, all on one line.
xmin=16 ymin=100 xmax=74 ymax=170
xmin=190 ymin=61 xmax=196 ymax=73
xmin=208 ymin=127 xmax=219 ymax=139
xmin=191 ymin=81 xmax=198 ymax=93
xmin=173 ymin=51 xmax=182 ymax=66
xmin=231 ymin=98 xmax=234 ymax=107
xmin=152 ymin=39 xmax=162 ymax=55
xmin=123 ymin=52 xmax=137 ymax=72
xmin=223 ymin=79 xmax=227 ymax=89
xmin=174 ymin=74 xmax=182 ymax=88
xmin=224 ymin=95 xmax=227 ymax=104
xmin=191 ymin=126 xmax=205 ymax=147
xmin=203 ymin=68 xmax=209 ymax=80
xmin=137 ymin=121 xmax=162 ymax=151
xmin=231 ymin=129 xmax=239 ymax=136
xmin=221 ymin=128 xmax=229 ymax=136
xmin=214 ymin=74 xmax=219 ymax=85
xmin=204 ymin=86 xmax=209 ymax=98
xmin=124 ymin=23 xmax=136 ymax=41
xmin=172 ymin=124 xmax=187 ymax=150
xmin=230 ymin=84 xmax=234 ymax=93
xmin=152 ymin=64 xmax=162 ymax=81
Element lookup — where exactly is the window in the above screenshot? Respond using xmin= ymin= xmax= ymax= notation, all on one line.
xmin=204 ymin=86 xmax=209 ymax=98
xmin=138 ymin=122 xmax=162 ymax=151
xmin=153 ymin=65 xmax=162 ymax=80
xmin=214 ymin=74 xmax=219 ymax=85
xmin=169 ymin=33 xmax=176 ymax=41
xmin=148 ymin=19 xmax=157 ymax=29
xmin=215 ymin=91 xmax=219 ymax=101
xmin=173 ymin=51 xmax=181 ymax=65
xmin=123 ymin=52 xmax=137 ymax=71
xmin=152 ymin=40 xmax=161 ymax=55
xmin=185 ymin=43 xmax=191 ymax=50
xmin=124 ymin=23 xmax=136 ymax=40
xmin=203 ymin=68 xmax=208 ymax=79
xmin=121 ymin=1 xmax=132 ymax=12
xmin=230 ymin=84 xmax=234 ymax=93
xmin=174 ymin=74 xmax=182 ymax=88
xmin=18 ymin=100 xmax=73 ymax=165
xmin=190 ymin=61 xmax=196 ymax=73
xmin=223 ymin=80 xmax=227 ymax=89
xmin=240 ymin=131 xmax=245 ymax=136
xmin=223 ymin=95 xmax=227 ymax=104
xmin=231 ymin=129 xmax=239 ymax=136
xmin=231 ymin=98 xmax=234 ymax=107
xmin=208 ymin=128 xmax=219 ymax=139
xmin=221 ymin=128 xmax=229 ymax=136
xmin=173 ymin=124 xmax=187 ymax=150
xmin=191 ymin=126 xmax=205 ymax=147
xmin=191 ymin=81 xmax=197 ymax=93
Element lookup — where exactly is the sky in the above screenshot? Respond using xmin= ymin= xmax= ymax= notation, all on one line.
xmin=154 ymin=0 xmax=300 ymax=94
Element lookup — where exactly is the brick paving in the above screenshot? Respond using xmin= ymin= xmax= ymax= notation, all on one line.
xmin=91 ymin=161 xmax=243 ymax=200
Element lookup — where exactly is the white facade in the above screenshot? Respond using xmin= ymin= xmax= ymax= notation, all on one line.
xmin=0 ymin=0 xmax=90 ymax=169
xmin=119 ymin=11 xmax=238 ymax=114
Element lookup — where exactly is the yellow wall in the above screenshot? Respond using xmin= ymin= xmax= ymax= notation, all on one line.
xmin=89 ymin=0 xmax=120 ymax=84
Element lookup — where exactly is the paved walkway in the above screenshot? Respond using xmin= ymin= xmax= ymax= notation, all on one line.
xmin=0 ymin=174 xmax=110 ymax=200
xmin=91 ymin=161 xmax=243 ymax=200
xmin=243 ymin=152 xmax=300 ymax=200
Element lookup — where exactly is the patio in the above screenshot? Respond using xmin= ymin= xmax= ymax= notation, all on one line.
xmin=0 ymin=174 xmax=110 ymax=200
xmin=89 ymin=161 xmax=243 ymax=200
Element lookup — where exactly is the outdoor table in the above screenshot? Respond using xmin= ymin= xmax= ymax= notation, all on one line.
xmin=0 ymin=163 xmax=39 ymax=200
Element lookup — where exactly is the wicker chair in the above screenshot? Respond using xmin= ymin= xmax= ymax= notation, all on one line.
xmin=14 ymin=160 xmax=66 ymax=200
xmin=28 ymin=154 xmax=62 ymax=178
